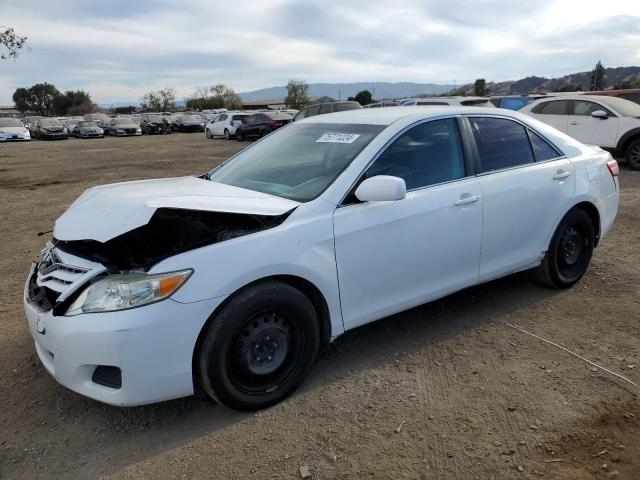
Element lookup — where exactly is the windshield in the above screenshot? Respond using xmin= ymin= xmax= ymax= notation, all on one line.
xmin=595 ymin=96 xmax=640 ymax=117
xmin=40 ymin=119 xmax=62 ymax=127
xmin=207 ymin=123 xmax=385 ymax=202
xmin=114 ymin=118 xmax=136 ymax=125
xmin=147 ymin=115 xmax=164 ymax=122
xmin=78 ymin=121 xmax=97 ymax=127
xmin=180 ymin=115 xmax=202 ymax=122
xmin=85 ymin=114 xmax=109 ymax=122
xmin=0 ymin=118 xmax=23 ymax=127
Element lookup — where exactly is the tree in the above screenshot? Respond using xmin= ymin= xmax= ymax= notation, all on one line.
xmin=112 ymin=105 xmax=137 ymax=114
xmin=473 ymin=78 xmax=487 ymax=96
xmin=210 ymin=84 xmax=243 ymax=110
xmin=140 ymin=88 xmax=176 ymax=111
xmin=1 ymin=27 xmax=27 ymax=60
xmin=354 ymin=90 xmax=373 ymax=106
xmin=186 ymin=86 xmax=215 ymax=111
xmin=285 ymin=79 xmax=310 ymax=109
xmin=558 ymin=83 xmax=582 ymax=92
xmin=13 ymin=83 xmax=60 ymax=115
xmin=590 ymin=61 xmax=606 ymax=91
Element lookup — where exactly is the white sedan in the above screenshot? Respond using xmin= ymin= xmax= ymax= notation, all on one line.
xmin=206 ymin=112 xmax=251 ymax=139
xmin=24 ymin=107 xmax=619 ymax=410
xmin=0 ymin=117 xmax=30 ymax=141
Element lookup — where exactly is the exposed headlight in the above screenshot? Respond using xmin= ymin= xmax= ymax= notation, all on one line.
xmin=65 ymin=270 xmax=192 ymax=316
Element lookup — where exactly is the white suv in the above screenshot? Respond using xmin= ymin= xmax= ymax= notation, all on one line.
xmin=24 ymin=107 xmax=619 ymax=410
xmin=521 ymin=95 xmax=640 ymax=170
xmin=206 ymin=112 xmax=251 ymax=140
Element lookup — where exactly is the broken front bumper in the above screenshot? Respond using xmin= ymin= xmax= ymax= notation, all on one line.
xmin=24 ymin=263 xmax=226 ymax=406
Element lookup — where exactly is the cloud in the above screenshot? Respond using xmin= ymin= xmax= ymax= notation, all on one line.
xmin=1 ymin=0 xmax=639 ymax=105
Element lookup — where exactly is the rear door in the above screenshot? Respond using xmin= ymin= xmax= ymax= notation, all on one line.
xmin=468 ymin=116 xmax=576 ymax=281
xmin=567 ymin=100 xmax=619 ymax=148
xmin=212 ymin=114 xmax=226 ymax=135
xmin=528 ymin=100 xmax=570 ymax=133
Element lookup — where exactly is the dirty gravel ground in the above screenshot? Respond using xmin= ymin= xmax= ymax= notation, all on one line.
xmin=0 ymin=134 xmax=638 ymax=480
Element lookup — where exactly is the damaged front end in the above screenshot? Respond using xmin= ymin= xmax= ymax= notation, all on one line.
xmin=54 ymin=207 xmax=292 ymax=272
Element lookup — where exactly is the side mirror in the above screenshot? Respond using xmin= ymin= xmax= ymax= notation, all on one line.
xmin=355 ymin=175 xmax=406 ymax=202
xmin=591 ymin=110 xmax=608 ymax=119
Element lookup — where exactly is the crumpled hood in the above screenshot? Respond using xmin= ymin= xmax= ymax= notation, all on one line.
xmin=54 ymin=176 xmax=300 ymax=242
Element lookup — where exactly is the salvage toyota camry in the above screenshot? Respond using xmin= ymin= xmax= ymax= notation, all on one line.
xmin=24 ymin=107 xmax=619 ymax=410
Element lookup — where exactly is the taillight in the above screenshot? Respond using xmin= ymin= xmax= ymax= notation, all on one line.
xmin=606 ymin=159 xmax=619 ymax=177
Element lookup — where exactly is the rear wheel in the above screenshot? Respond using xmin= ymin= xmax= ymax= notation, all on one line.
xmin=197 ymin=281 xmax=320 ymax=411
xmin=625 ymin=138 xmax=640 ymax=171
xmin=532 ymin=208 xmax=594 ymax=289
xmin=236 ymin=130 xmax=244 ymax=142
xmin=224 ymin=129 xmax=231 ymax=140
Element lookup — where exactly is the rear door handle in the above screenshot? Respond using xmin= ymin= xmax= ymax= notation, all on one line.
xmin=454 ymin=194 xmax=480 ymax=206
xmin=553 ymin=170 xmax=571 ymax=180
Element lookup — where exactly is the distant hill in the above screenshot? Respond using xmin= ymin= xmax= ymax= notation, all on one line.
xmin=453 ymin=66 xmax=640 ymax=95
xmin=238 ymin=82 xmax=454 ymax=101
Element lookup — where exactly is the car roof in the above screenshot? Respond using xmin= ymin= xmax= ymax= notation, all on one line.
xmin=297 ymin=105 xmax=513 ymax=125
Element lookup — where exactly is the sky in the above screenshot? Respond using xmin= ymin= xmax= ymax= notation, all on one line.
xmin=1 ymin=0 xmax=639 ymax=105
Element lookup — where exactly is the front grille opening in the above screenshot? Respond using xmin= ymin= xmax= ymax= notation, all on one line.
xmin=28 ymin=271 xmax=58 ymax=311
xmin=92 ymin=366 xmax=122 ymax=389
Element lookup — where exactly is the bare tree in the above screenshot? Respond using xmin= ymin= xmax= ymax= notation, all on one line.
xmin=140 ymin=88 xmax=176 ymax=112
xmin=1 ymin=27 xmax=27 ymax=60
xmin=285 ymin=80 xmax=310 ymax=109
xmin=210 ymin=84 xmax=243 ymax=110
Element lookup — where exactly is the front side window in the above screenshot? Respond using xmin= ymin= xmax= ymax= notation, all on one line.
xmin=470 ymin=117 xmax=534 ymax=172
xmin=365 ymin=118 xmax=465 ymax=190
xmin=571 ymin=100 xmax=612 ymax=116
xmin=533 ymin=101 xmax=568 ymax=115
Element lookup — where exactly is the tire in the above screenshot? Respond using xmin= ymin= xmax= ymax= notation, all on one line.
xmin=532 ymin=208 xmax=595 ymax=289
xmin=197 ymin=281 xmax=321 ymax=411
xmin=206 ymin=129 xmax=212 ymax=139
xmin=236 ymin=131 xmax=244 ymax=142
xmin=625 ymin=138 xmax=640 ymax=171
xmin=224 ymin=129 xmax=231 ymax=140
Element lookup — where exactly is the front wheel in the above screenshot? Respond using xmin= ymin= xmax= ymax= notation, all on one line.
xmin=532 ymin=208 xmax=594 ymax=289
xmin=197 ymin=281 xmax=320 ymax=411
xmin=224 ymin=129 xmax=231 ymax=140
xmin=206 ymin=129 xmax=212 ymax=139
xmin=235 ymin=131 xmax=244 ymax=142
xmin=625 ymin=139 xmax=640 ymax=171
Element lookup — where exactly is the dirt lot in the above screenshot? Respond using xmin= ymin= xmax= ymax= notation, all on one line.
xmin=0 ymin=134 xmax=639 ymax=480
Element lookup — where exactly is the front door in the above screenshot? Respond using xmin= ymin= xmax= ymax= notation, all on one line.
xmin=567 ymin=100 xmax=619 ymax=148
xmin=333 ymin=118 xmax=483 ymax=329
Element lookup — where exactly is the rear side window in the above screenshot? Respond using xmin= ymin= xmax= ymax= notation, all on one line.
xmin=619 ymin=93 xmax=640 ymax=104
xmin=305 ymin=105 xmax=321 ymax=117
xmin=528 ymin=130 xmax=561 ymax=161
xmin=416 ymin=101 xmax=448 ymax=105
xmin=366 ymin=118 xmax=465 ymax=190
xmin=334 ymin=102 xmax=361 ymax=112
xmin=470 ymin=117 xmax=534 ymax=172
xmin=533 ymin=101 xmax=568 ymax=115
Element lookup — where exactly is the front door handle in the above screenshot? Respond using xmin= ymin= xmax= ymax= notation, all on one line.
xmin=454 ymin=194 xmax=480 ymax=206
xmin=570 ymin=121 xmax=579 ymax=126
xmin=553 ymin=170 xmax=571 ymax=180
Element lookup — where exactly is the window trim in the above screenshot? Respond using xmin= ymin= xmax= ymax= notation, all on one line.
xmin=464 ymin=114 xmax=566 ymax=177
xmin=339 ymin=115 xmax=473 ymax=206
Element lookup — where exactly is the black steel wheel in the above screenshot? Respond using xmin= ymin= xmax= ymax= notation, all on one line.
xmin=197 ymin=281 xmax=320 ymax=411
xmin=625 ymin=139 xmax=640 ymax=171
xmin=532 ymin=208 xmax=594 ymax=288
